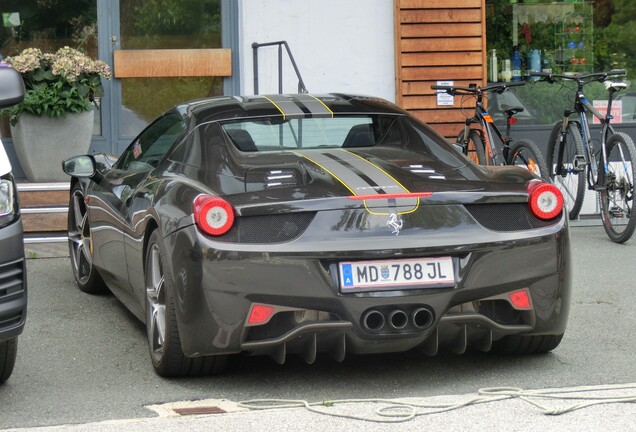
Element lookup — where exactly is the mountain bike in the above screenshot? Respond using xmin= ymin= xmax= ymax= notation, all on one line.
xmin=532 ymin=69 xmax=636 ymax=243
xmin=431 ymin=82 xmax=549 ymax=179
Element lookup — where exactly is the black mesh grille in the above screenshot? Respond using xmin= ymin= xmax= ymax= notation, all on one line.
xmin=0 ymin=259 xmax=25 ymax=329
xmin=215 ymin=212 xmax=316 ymax=244
xmin=464 ymin=203 xmax=562 ymax=232
xmin=0 ymin=260 xmax=24 ymax=303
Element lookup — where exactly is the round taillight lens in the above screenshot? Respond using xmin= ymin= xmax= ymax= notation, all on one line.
xmin=193 ymin=195 xmax=235 ymax=236
xmin=527 ymin=182 xmax=564 ymax=220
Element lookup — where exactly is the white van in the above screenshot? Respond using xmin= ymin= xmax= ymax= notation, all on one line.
xmin=0 ymin=64 xmax=27 ymax=383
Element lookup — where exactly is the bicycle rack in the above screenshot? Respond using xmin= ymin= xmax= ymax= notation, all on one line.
xmin=252 ymin=41 xmax=308 ymax=94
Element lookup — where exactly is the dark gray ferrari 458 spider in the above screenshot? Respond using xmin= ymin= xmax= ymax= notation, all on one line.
xmin=62 ymin=93 xmax=571 ymax=377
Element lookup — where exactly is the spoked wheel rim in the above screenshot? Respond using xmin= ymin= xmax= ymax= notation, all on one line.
xmin=68 ymin=190 xmax=93 ymax=285
xmin=513 ymin=148 xmax=541 ymax=176
xmin=525 ymin=157 xmax=541 ymax=177
xmin=603 ymin=171 xmax=633 ymax=230
xmin=146 ymin=244 xmax=167 ymax=362
xmin=553 ymin=167 xmax=580 ymax=213
xmin=600 ymin=132 xmax=636 ymax=243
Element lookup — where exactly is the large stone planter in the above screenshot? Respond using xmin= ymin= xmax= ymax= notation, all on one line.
xmin=10 ymin=110 xmax=94 ymax=182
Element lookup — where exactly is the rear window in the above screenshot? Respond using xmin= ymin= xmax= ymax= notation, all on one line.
xmin=221 ymin=116 xmax=378 ymax=151
xmin=214 ymin=114 xmax=466 ymax=169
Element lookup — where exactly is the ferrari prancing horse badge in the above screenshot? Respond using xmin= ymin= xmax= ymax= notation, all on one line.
xmin=386 ymin=213 xmax=403 ymax=235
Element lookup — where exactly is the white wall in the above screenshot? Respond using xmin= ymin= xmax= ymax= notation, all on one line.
xmin=238 ymin=0 xmax=395 ymax=102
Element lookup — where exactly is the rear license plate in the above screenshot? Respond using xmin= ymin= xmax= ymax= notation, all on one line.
xmin=339 ymin=257 xmax=455 ymax=292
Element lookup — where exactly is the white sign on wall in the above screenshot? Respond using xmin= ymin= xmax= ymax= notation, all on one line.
xmin=435 ymin=81 xmax=454 ymax=106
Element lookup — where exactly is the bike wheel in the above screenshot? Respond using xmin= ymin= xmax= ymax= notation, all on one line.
xmin=599 ymin=132 xmax=636 ymax=243
xmin=507 ymin=139 xmax=549 ymax=179
xmin=546 ymin=121 xmax=586 ymax=220
xmin=456 ymin=129 xmax=486 ymax=164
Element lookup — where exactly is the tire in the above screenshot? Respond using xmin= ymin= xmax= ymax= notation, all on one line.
xmin=0 ymin=338 xmax=17 ymax=384
xmin=546 ymin=121 xmax=586 ymax=220
xmin=599 ymin=132 xmax=636 ymax=243
xmin=492 ymin=334 xmax=563 ymax=355
xmin=68 ymin=183 xmax=108 ymax=294
xmin=145 ymin=230 xmax=227 ymax=377
xmin=457 ymin=129 xmax=486 ymax=165
xmin=507 ymin=139 xmax=550 ymax=180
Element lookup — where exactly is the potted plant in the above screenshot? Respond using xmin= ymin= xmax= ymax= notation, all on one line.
xmin=2 ymin=47 xmax=111 ymax=182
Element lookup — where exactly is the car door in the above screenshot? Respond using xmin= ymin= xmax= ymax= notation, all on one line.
xmin=89 ymin=112 xmax=186 ymax=310
xmin=118 ymin=113 xmax=187 ymax=311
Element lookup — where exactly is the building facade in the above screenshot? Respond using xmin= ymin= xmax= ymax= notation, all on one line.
xmin=1 ymin=0 xmax=634 ymax=181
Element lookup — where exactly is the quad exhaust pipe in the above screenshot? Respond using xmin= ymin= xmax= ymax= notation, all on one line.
xmin=362 ymin=307 xmax=434 ymax=332
xmin=388 ymin=310 xmax=408 ymax=329
xmin=362 ymin=310 xmax=385 ymax=331
xmin=412 ymin=307 xmax=434 ymax=329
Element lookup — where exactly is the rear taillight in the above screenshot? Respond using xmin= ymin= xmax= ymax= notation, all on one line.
xmin=527 ymin=181 xmax=563 ymax=220
xmin=193 ymin=195 xmax=235 ymax=236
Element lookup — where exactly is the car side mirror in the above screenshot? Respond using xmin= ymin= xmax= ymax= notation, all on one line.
xmin=62 ymin=155 xmax=96 ymax=178
xmin=0 ymin=65 xmax=25 ymax=108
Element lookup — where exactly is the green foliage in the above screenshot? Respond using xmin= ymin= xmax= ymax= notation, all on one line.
xmin=121 ymin=0 xmax=220 ymax=37
xmin=13 ymin=82 xmax=91 ymax=121
xmin=1 ymin=47 xmax=111 ymax=125
xmin=599 ymin=22 xmax=636 ymax=79
xmin=486 ymin=2 xmax=513 ymax=59
xmin=608 ymin=0 xmax=636 ymax=25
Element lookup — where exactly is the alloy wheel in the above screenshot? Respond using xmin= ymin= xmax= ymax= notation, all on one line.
xmin=68 ymin=190 xmax=93 ymax=285
xmin=146 ymin=244 xmax=167 ymax=361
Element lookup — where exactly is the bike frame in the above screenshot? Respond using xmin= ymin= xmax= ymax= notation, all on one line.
xmin=552 ymin=72 xmax=624 ymax=190
xmin=573 ymin=86 xmax=613 ymax=188
xmin=460 ymin=88 xmax=514 ymax=165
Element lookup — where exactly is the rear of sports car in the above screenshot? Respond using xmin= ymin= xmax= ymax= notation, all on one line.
xmin=162 ymin=109 xmax=571 ymax=364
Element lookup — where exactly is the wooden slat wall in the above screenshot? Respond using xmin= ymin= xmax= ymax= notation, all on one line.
xmin=395 ymin=0 xmax=486 ymax=138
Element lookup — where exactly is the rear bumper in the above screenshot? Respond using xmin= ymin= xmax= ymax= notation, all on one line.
xmin=165 ymin=219 xmax=571 ymax=360
xmin=0 ymin=218 xmax=27 ymax=342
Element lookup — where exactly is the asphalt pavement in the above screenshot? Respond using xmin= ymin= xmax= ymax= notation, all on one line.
xmin=1 ymin=225 xmax=636 ymax=431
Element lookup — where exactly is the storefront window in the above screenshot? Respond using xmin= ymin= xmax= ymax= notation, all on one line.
xmin=0 ymin=0 xmax=99 ymax=137
xmin=486 ymin=0 xmax=636 ymax=126
xmin=119 ymin=0 xmax=222 ymax=136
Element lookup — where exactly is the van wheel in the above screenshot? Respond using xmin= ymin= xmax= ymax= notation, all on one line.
xmin=0 ymin=338 xmax=18 ymax=383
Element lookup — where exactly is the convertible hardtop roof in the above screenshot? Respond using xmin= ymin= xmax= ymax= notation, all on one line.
xmin=183 ymin=93 xmax=410 ymax=123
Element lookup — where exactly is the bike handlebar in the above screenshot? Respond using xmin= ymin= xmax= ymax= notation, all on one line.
xmin=431 ymin=81 xmax=526 ymax=96
xmin=529 ymin=69 xmax=627 ymax=85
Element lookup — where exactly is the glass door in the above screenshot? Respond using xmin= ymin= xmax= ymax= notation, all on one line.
xmin=109 ymin=0 xmax=224 ymax=153
xmin=1 ymin=0 xmax=225 ymax=160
